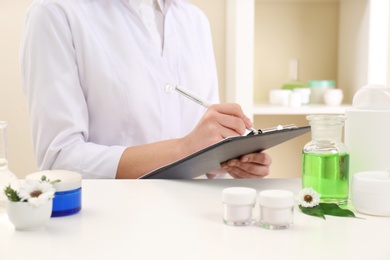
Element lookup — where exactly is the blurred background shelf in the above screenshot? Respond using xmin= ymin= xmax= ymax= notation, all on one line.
xmin=253 ymin=103 xmax=351 ymax=115
xmin=225 ymin=0 xmax=389 ymax=120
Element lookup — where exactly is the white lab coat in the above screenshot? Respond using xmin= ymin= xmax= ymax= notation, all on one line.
xmin=20 ymin=0 xmax=219 ymax=178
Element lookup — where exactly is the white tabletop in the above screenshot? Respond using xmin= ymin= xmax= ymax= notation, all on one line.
xmin=1 ymin=178 xmax=389 ymax=260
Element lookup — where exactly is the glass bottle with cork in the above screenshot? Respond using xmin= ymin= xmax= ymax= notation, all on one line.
xmin=302 ymin=115 xmax=349 ymax=205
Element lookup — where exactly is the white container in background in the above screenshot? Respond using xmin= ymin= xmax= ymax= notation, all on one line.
xmin=308 ymin=80 xmax=335 ymax=104
xmin=269 ymin=90 xmax=292 ymax=106
xmin=289 ymin=92 xmax=302 ymax=107
xmin=324 ymin=88 xmax=344 ymax=106
xmin=345 ymin=84 xmax=390 ymax=181
xmin=293 ymin=88 xmax=311 ymax=105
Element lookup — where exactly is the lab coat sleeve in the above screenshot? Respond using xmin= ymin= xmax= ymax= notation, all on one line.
xmin=20 ymin=3 xmax=125 ymax=179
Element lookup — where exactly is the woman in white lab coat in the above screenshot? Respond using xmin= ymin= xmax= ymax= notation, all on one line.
xmin=20 ymin=0 xmax=271 ymax=179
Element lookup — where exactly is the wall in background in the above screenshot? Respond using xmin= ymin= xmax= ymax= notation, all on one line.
xmin=192 ymin=0 xmax=227 ymax=102
xmin=254 ymin=2 xmax=339 ymax=103
xmin=0 ymin=0 xmax=36 ymax=178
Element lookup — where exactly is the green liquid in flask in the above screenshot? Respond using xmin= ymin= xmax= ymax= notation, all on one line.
xmin=302 ymin=153 xmax=349 ymax=204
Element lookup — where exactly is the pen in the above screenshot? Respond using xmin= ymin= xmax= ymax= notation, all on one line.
xmin=259 ymin=124 xmax=297 ymax=133
xmin=165 ymin=84 xmax=258 ymax=134
xmin=172 ymin=85 xmax=212 ymax=108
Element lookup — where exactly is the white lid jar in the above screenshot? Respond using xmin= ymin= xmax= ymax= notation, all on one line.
xmin=26 ymin=170 xmax=82 ymax=217
xmin=258 ymin=189 xmax=294 ymax=230
xmin=222 ymin=187 xmax=256 ymax=226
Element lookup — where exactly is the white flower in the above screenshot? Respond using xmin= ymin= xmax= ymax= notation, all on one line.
xmin=17 ymin=179 xmax=56 ymax=207
xmin=298 ymin=187 xmax=321 ymax=208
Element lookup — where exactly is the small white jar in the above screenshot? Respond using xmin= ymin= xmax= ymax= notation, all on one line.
xmin=222 ymin=187 xmax=256 ymax=226
xmin=258 ymin=190 xmax=294 ymax=230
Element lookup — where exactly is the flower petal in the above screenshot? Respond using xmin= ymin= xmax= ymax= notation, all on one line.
xmin=16 ymin=178 xmax=56 ymax=206
xmin=298 ymin=187 xmax=321 ymax=208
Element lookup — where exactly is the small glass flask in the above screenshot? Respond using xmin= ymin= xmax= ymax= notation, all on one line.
xmin=0 ymin=121 xmax=20 ymax=213
xmin=302 ymin=115 xmax=349 ymax=204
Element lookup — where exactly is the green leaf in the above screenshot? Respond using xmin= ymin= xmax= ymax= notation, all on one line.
xmin=50 ymin=179 xmax=61 ymax=185
xmin=299 ymin=203 xmax=356 ymax=220
xmin=40 ymin=175 xmax=61 ymax=185
xmin=319 ymin=203 xmax=356 ymax=218
xmin=319 ymin=203 xmax=339 ymax=211
xmin=4 ymin=185 xmax=21 ymax=202
xmin=299 ymin=205 xmax=326 ymax=219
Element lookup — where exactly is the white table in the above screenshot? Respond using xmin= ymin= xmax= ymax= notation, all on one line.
xmin=1 ymin=178 xmax=389 ymax=260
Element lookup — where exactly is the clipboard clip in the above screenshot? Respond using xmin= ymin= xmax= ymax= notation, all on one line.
xmin=246 ymin=124 xmax=298 ymax=136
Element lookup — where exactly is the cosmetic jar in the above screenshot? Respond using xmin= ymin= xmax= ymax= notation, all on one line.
xmin=26 ymin=170 xmax=82 ymax=217
xmin=324 ymin=89 xmax=344 ymax=106
xmin=352 ymin=171 xmax=390 ymax=216
xmin=258 ymin=189 xmax=294 ymax=230
xmin=289 ymin=92 xmax=302 ymax=107
xmin=308 ymin=80 xmax=335 ymax=104
xmin=293 ymin=88 xmax=311 ymax=105
xmin=222 ymin=187 xmax=256 ymax=226
xmin=269 ymin=90 xmax=292 ymax=106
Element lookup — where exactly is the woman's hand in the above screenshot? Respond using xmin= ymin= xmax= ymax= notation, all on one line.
xmin=182 ymin=102 xmax=272 ymax=179
xmin=181 ymin=103 xmax=253 ymax=155
xmin=221 ymin=151 xmax=272 ymax=179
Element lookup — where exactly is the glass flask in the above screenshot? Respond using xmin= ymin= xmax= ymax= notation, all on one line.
xmin=0 ymin=121 xmax=20 ymax=213
xmin=302 ymin=115 xmax=349 ymax=205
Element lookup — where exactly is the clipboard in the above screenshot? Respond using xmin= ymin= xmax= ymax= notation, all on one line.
xmin=140 ymin=125 xmax=311 ymax=179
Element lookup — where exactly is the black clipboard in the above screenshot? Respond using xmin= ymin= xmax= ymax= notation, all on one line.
xmin=140 ymin=125 xmax=311 ymax=179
